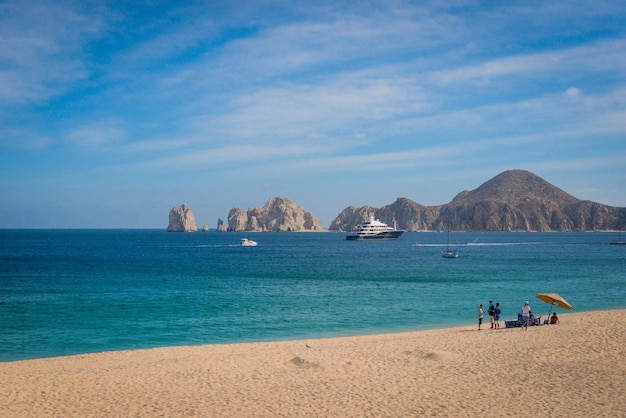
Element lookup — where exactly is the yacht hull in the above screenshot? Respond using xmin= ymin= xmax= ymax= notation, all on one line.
xmin=346 ymin=230 xmax=404 ymax=240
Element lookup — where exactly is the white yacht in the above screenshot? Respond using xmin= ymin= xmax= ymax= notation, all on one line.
xmin=345 ymin=215 xmax=404 ymax=240
xmin=240 ymin=238 xmax=258 ymax=246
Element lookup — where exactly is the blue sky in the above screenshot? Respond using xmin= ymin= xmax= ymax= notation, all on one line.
xmin=1 ymin=0 xmax=625 ymax=228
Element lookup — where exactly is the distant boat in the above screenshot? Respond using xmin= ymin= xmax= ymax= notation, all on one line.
xmin=441 ymin=229 xmax=459 ymax=258
xmin=345 ymin=215 xmax=404 ymax=240
xmin=610 ymin=228 xmax=626 ymax=245
xmin=441 ymin=250 xmax=459 ymax=258
xmin=240 ymin=238 xmax=258 ymax=247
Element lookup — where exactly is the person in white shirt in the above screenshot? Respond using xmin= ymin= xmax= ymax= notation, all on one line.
xmin=521 ymin=301 xmax=532 ymax=330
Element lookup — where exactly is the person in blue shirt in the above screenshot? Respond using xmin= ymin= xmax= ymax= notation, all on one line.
xmin=494 ymin=302 xmax=502 ymax=329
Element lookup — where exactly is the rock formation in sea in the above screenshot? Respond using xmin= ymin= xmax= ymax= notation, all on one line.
xmin=227 ymin=197 xmax=323 ymax=232
xmin=202 ymin=225 xmax=209 ymax=232
xmin=216 ymin=218 xmax=227 ymax=232
xmin=330 ymin=170 xmax=626 ymax=232
xmin=167 ymin=204 xmax=198 ymax=232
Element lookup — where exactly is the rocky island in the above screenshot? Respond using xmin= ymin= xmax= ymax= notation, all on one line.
xmin=166 ymin=204 xmax=197 ymax=232
xmin=227 ymin=196 xmax=323 ymax=232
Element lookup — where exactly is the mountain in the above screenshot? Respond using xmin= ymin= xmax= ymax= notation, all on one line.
xmin=330 ymin=170 xmax=626 ymax=232
xmin=449 ymin=170 xmax=579 ymax=206
xmin=227 ymin=196 xmax=324 ymax=232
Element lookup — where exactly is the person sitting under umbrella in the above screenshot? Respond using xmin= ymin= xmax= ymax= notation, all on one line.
xmin=550 ymin=313 xmax=559 ymax=324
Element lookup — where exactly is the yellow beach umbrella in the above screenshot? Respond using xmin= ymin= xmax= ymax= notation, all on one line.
xmin=535 ymin=293 xmax=573 ymax=310
xmin=535 ymin=293 xmax=572 ymax=323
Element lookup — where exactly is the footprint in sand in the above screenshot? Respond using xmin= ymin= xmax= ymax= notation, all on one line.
xmin=405 ymin=350 xmax=458 ymax=361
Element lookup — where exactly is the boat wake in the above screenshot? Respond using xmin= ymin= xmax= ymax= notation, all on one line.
xmin=165 ymin=244 xmax=246 ymax=248
xmin=465 ymin=242 xmax=544 ymax=246
xmin=413 ymin=242 xmax=544 ymax=247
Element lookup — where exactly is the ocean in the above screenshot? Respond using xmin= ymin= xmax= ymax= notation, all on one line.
xmin=1 ymin=229 xmax=625 ymax=362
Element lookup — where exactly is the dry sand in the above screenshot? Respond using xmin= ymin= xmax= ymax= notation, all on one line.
xmin=1 ymin=309 xmax=625 ymax=417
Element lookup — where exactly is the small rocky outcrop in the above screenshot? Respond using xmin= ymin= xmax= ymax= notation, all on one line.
xmin=167 ymin=204 xmax=198 ymax=232
xmin=227 ymin=197 xmax=323 ymax=232
xmin=202 ymin=225 xmax=209 ymax=232
xmin=216 ymin=218 xmax=227 ymax=232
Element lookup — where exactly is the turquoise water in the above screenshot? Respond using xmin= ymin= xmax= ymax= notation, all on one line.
xmin=1 ymin=230 xmax=625 ymax=362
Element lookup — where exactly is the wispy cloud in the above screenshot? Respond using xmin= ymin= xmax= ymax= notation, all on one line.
xmin=66 ymin=119 xmax=127 ymax=149
xmin=0 ymin=0 xmax=104 ymax=105
xmin=429 ymin=38 xmax=626 ymax=87
xmin=197 ymin=74 xmax=428 ymax=145
xmin=124 ymin=142 xmax=329 ymax=172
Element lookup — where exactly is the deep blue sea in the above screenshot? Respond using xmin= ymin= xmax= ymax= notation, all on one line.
xmin=1 ymin=230 xmax=625 ymax=362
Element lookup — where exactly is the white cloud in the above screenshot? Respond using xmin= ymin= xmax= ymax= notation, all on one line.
xmin=565 ymin=87 xmax=581 ymax=97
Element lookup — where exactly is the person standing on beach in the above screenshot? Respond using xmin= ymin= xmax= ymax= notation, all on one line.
xmin=521 ymin=301 xmax=531 ymax=330
xmin=494 ymin=302 xmax=501 ymax=329
xmin=488 ymin=300 xmax=495 ymax=328
xmin=478 ymin=304 xmax=484 ymax=330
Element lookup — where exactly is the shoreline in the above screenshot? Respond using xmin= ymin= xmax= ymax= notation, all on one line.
xmin=2 ymin=306 xmax=618 ymax=364
xmin=1 ymin=309 xmax=624 ymax=417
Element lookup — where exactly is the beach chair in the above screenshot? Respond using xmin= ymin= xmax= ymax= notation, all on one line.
xmin=518 ymin=313 xmax=542 ymax=326
xmin=505 ymin=314 xmax=524 ymax=328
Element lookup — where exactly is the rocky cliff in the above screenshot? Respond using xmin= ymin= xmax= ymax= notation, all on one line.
xmin=227 ymin=197 xmax=323 ymax=232
xmin=330 ymin=170 xmax=626 ymax=232
xmin=167 ymin=204 xmax=198 ymax=232
xmin=330 ymin=198 xmax=439 ymax=232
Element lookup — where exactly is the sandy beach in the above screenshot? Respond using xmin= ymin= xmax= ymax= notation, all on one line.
xmin=1 ymin=309 xmax=624 ymax=417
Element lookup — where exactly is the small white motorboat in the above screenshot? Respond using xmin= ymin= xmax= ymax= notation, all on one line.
xmin=240 ymin=238 xmax=258 ymax=247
